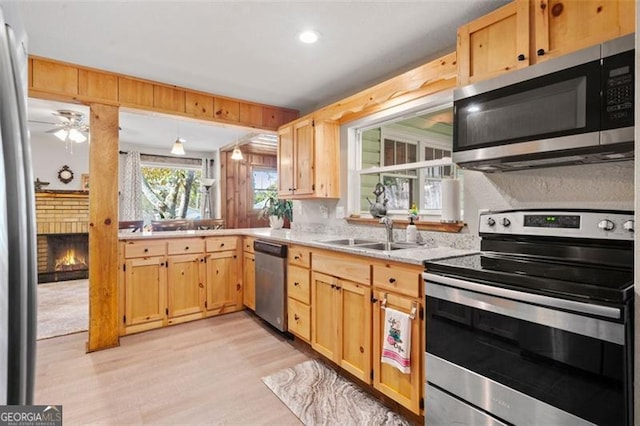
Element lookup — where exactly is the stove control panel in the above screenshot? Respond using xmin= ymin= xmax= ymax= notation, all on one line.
xmin=479 ymin=210 xmax=634 ymax=240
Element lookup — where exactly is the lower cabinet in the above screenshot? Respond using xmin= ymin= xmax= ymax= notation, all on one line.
xmin=123 ymin=255 xmax=167 ymax=332
xmin=311 ymin=270 xmax=372 ymax=384
xmin=204 ymin=236 xmax=242 ymax=316
xmin=372 ymin=289 xmax=423 ymax=414
xmin=243 ymin=251 xmax=256 ymax=310
xmin=166 ymin=252 xmax=205 ymax=325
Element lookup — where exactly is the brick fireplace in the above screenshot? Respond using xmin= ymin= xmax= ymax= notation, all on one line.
xmin=36 ymin=191 xmax=89 ymax=283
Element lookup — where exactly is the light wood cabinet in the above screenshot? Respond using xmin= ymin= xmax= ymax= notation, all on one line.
xmin=311 ymin=251 xmax=372 ymax=385
xmin=166 ymin=252 xmax=205 ymax=325
xmin=532 ymin=0 xmax=635 ymax=64
xmin=120 ymin=240 xmax=168 ymax=335
xmin=204 ymin=237 xmax=242 ymax=316
xmin=124 ymin=255 xmax=167 ymax=331
xmin=287 ymin=245 xmax=312 ymax=342
xmin=457 ymin=0 xmax=530 ymax=85
xmin=457 ymin=0 xmax=635 ymax=85
xmin=242 ymin=237 xmax=256 ymax=310
xmin=277 ymin=118 xmax=340 ymax=199
xmin=371 ymin=261 xmax=424 ymax=415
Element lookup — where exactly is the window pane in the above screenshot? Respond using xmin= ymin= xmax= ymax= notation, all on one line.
xmin=141 ymin=165 xmax=202 ymax=220
xmin=384 ymin=139 xmax=395 ymax=166
xmin=423 ymin=179 xmax=442 ymax=210
xmin=253 ymin=168 xmax=278 ymax=209
xmin=383 ymin=175 xmax=415 ymax=210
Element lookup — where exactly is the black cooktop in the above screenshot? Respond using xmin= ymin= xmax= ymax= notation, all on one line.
xmin=425 ymin=253 xmax=634 ymax=304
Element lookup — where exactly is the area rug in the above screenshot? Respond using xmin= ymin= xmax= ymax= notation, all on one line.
xmin=37 ymin=279 xmax=88 ymax=340
xmin=262 ymin=359 xmax=411 ymax=426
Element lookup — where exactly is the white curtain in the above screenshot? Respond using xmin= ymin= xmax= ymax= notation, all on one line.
xmin=120 ymin=151 xmax=142 ymax=220
xmin=201 ymin=157 xmax=215 ymax=219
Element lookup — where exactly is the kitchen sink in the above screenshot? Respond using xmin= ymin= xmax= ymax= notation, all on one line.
xmin=319 ymin=238 xmax=421 ymax=251
xmin=320 ymin=238 xmax=378 ymax=246
xmin=357 ymin=242 xmax=421 ymax=251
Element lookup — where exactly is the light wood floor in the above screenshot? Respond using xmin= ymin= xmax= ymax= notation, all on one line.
xmin=35 ymin=311 xmax=312 ymax=425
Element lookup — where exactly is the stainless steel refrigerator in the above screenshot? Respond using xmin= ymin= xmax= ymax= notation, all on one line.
xmin=0 ymin=1 xmax=37 ymax=405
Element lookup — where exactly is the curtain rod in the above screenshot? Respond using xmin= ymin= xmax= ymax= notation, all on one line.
xmin=118 ymin=150 xmax=209 ymax=162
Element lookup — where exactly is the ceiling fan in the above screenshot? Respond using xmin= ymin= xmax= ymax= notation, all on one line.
xmin=46 ymin=110 xmax=90 ymax=143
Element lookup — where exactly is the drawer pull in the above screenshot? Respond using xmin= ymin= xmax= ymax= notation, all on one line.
xmin=144 ymin=248 xmax=149 ymax=253
xmin=388 ymin=278 xmax=396 ymax=284
xmin=221 ymin=243 xmax=225 ymax=247
xmin=185 ymin=246 xmax=189 ymax=250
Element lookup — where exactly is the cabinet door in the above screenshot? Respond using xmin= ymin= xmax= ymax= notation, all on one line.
xmin=311 ymin=271 xmax=339 ymax=360
xmin=372 ymin=290 xmax=422 ymax=414
xmin=167 ymin=253 xmax=204 ymax=319
xmin=277 ymin=124 xmax=295 ymax=196
xmin=243 ymin=252 xmax=255 ymax=310
xmin=124 ymin=256 xmax=166 ymax=326
xmin=339 ymin=280 xmax=372 ymax=384
xmin=533 ymin=0 xmax=635 ymax=63
xmin=205 ymin=251 xmax=239 ymax=315
xmin=293 ymin=118 xmax=314 ymax=196
xmin=457 ymin=0 xmax=529 ymax=85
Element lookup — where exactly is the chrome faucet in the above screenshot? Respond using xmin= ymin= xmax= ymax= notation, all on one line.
xmin=379 ymin=216 xmax=394 ymax=244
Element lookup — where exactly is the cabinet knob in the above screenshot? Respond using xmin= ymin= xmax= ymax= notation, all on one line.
xmin=185 ymin=246 xmax=189 ymax=250
xmin=331 ymin=284 xmax=336 ymax=289
xmin=294 ymin=282 xmax=300 ymax=286
xmin=160 ymin=262 xmax=165 ymax=266
xmin=294 ymin=255 xmax=300 ymax=260
xmin=144 ymin=248 xmax=149 ymax=253
xmin=336 ymin=286 xmax=341 ymax=291
xmin=389 ymin=278 xmax=397 ymax=284
xmin=517 ymin=53 xmax=526 ymax=61
xmin=537 ymin=48 xmax=545 ymax=56
xmin=221 ymin=243 xmax=225 ymax=247
xmin=294 ymin=314 xmax=300 ymax=321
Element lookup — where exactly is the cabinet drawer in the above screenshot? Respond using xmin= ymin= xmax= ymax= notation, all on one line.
xmin=206 ymin=236 xmax=238 ymax=252
xmin=287 ymin=265 xmax=310 ymax=304
xmin=313 ymin=251 xmax=370 ymax=285
xmin=288 ymin=245 xmax=311 ymax=268
xmin=288 ymin=297 xmax=311 ymax=342
xmin=372 ymin=263 xmax=421 ymax=298
xmin=124 ymin=240 xmax=166 ymax=258
xmin=243 ymin=237 xmax=255 ymax=253
xmin=167 ymin=238 xmax=205 ymax=255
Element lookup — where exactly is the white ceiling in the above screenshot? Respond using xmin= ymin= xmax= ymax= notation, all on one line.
xmin=18 ymin=0 xmax=510 ymax=153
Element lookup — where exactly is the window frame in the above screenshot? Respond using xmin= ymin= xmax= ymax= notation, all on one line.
xmin=348 ymin=90 xmax=457 ymax=219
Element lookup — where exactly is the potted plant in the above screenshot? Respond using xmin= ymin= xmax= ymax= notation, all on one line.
xmin=258 ymin=194 xmax=293 ymax=229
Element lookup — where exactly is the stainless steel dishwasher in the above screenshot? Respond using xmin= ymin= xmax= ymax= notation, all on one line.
xmin=254 ymin=240 xmax=288 ymax=332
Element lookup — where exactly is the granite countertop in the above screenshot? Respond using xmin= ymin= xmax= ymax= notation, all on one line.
xmin=119 ymin=227 xmax=477 ymax=266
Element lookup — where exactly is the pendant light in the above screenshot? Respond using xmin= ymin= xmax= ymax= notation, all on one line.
xmin=231 ymin=138 xmax=243 ymax=161
xmin=171 ymin=138 xmax=186 ymax=155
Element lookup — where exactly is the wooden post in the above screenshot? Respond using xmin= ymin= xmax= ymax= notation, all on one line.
xmin=87 ymin=103 xmax=120 ymax=352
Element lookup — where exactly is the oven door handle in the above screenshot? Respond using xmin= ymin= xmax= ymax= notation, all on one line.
xmin=424 ymin=274 xmax=624 ymax=345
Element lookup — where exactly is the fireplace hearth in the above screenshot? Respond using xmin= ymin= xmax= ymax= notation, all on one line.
xmin=38 ymin=233 xmax=89 ymax=283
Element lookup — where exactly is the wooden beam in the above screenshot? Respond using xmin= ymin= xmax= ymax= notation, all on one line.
xmin=28 ymin=55 xmax=298 ymax=131
xmin=305 ymin=52 xmax=457 ymax=125
xmin=87 ymin=103 xmax=120 ymax=352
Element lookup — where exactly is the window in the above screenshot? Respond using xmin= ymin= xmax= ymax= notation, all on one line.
xmin=252 ymin=167 xmax=278 ymax=210
xmin=350 ymin=91 xmax=462 ymax=218
xmin=141 ymin=163 xmax=203 ymax=221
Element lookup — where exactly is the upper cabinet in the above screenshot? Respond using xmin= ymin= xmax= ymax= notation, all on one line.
xmin=457 ymin=0 xmax=530 ymax=86
xmin=277 ymin=118 xmax=340 ymax=199
xmin=457 ymin=0 xmax=635 ymax=85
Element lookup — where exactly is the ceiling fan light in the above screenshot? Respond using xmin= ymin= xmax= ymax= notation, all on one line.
xmin=171 ymin=139 xmax=185 ymax=155
xmin=68 ymin=128 xmax=87 ymax=143
xmin=54 ymin=129 xmax=68 ymax=141
xmin=231 ymin=147 xmax=243 ymax=161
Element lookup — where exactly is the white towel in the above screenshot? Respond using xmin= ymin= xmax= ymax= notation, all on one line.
xmin=381 ymin=307 xmax=411 ymax=374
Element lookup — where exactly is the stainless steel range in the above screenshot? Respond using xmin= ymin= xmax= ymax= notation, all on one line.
xmin=423 ymin=209 xmax=634 ymax=426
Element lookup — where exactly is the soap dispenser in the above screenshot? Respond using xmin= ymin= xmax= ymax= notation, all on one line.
xmin=406 ymin=216 xmax=417 ymax=243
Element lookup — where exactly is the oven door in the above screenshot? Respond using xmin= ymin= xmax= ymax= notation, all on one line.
xmin=424 ymin=273 xmax=630 ymax=426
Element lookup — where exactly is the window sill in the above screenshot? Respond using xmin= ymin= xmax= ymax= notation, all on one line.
xmin=346 ymin=216 xmax=465 ymax=233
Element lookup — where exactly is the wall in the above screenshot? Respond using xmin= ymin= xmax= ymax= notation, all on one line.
xmin=30 ymin=132 xmax=89 ymax=191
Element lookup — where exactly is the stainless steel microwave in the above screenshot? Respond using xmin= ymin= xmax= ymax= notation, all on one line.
xmin=453 ymin=34 xmax=634 ymax=172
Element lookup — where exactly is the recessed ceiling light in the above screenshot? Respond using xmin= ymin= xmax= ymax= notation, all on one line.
xmin=298 ymin=30 xmax=319 ymax=44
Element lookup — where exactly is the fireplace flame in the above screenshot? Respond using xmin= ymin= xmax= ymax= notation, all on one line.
xmin=55 ymin=248 xmax=88 ymax=271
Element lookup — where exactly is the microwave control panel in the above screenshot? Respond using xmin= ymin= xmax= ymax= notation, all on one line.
xmin=602 ymin=50 xmax=634 ymax=129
